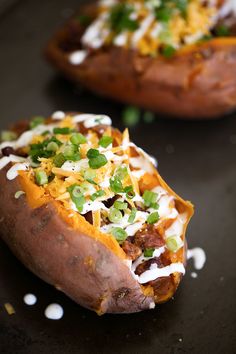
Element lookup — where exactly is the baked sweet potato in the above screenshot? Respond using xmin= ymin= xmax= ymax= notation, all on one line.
xmin=0 ymin=111 xmax=193 ymax=314
xmin=45 ymin=0 xmax=236 ymax=119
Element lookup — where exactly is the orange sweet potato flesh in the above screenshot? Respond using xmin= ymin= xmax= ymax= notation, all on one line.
xmin=45 ymin=4 xmax=236 ymax=119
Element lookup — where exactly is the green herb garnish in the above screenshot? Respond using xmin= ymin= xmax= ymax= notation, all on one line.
xmin=67 ymin=184 xmax=86 ymax=212
xmin=143 ymin=190 xmax=158 ymax=208
xmin=109 ymin=176 xmax=124 ymax=193
xmin=144 ymin=248 xmax=155 ymax=257
xmin=147 ymin=211 xmax=160 ymax=224
xmin=35 ymin=170 xmax=48 ymax=186
xmin=162 ymin=44 xmax=176 ymax=58
xmin=111 ymin=227 xmax=128 ymax=243
xmin=30 ymin=116 xmax=45 ymax=129
xmin=113 ymin=200 xmax=128 ymax=210
xmin=99 ymin=135 xmax=113 ymax=148
xmin=0 ymin=130 xmax=17 ymax=142
xmin=90 ymin=190 xmax=106 ymax=201
xmin=122 ymin=106 xmax=140 ymax=127
xmin=70 ymin=133 xmax=87 ymax=145
xmin=53 ymin=127 xmax=72 ymax=135
xmin=215 ymin=25 xmax=230 ymax=37
xmin=109 ymin=3 xmax=139 ymax=33
xmin=128 ymin=208 xmax=137 ymax=223
xmin=53 ymin=153 xmax=66 ymax=167
xmin=109 ymin=208 xmax=123 ymax=223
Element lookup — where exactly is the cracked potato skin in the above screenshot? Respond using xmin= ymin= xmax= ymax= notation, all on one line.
xmin=45 ymin=5 xmax=236 ymax=120
xmin=0 ymin=167 xmax=153 ymax=314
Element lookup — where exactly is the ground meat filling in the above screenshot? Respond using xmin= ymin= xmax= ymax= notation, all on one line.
xmin=135 ymin=252 xmax=170 ymax=276
xmin=134 ymin=224 xmax=165 ymax=249
xmin=122 ymin=240 xmax=142 ymax=261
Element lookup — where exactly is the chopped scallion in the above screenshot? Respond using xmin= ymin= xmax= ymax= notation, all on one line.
xmin=70 ymin=133 xmax=87 ymax=145
xmin=108 ymin=208 xmax=123 ymax=223
xmin=128 ymin=208 xmax=137 ymax=223
xmin=111 ymin=227 xmax=128 ymax=243
xmin=30 ymin=116 xmax=45 ymax=129
xmin=113 ymin=200 xmax=128 ymax=210
xmin=147 ymin=211 xmax=159 ymax=224
xmin=90 ymin=190 xmax=105 ymax=201
xmin=35 ymin=170 xmax=48 ymax=186
xmin=144 ymin=248 xmax=155 ymax=257
xmin=99 ymin=135 xmax=113 ymax=148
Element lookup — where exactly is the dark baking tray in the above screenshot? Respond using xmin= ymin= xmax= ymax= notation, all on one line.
xmin=0 ymin=1 xmax=235 ymax=353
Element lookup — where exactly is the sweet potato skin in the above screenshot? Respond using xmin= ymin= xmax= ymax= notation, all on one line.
xmin=0 ymin=166 xmax=154 ymax=314
xmin=45 ymin=6 xmax=236 ymax=120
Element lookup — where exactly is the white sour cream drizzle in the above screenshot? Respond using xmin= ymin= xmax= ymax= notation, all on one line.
xmin=0 ymin=124 xmax=56 ymax=151
xmin=6 ymin=162 xmax=30 ymax=180
xmin=0 ymin=155 xmax=26 ymax=170
xmin=133 ymin=262 xmax=185 ymax=284
xmin=52 ymin=111 xmax=65 ymax=120
xmin=23 ymin=293 xmax=37 ymax=306
xmin=44 ymin=304 xmax=64 ymax=320
xmin=187 ymin=247 xmax=206 ymax=270
xmin=72 ymin=113 xmax=112 ymax=128
xmin=69 ymin=50 xmax=88 ymax=65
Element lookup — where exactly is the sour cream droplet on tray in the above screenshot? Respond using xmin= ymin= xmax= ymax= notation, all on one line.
xmin=23 ymin=293 xmax=37 ymax=306
xmin=187 ymin=247 xmax=206 ymax=270
xmin=44 ymin=304 xmax=64 ymax=320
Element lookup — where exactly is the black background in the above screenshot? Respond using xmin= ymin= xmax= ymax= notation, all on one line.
xmin=0 ymin=1 xmax=235 ymax=353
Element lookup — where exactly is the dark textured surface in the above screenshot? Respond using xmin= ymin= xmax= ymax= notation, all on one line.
xmin=0 ymin=1 xmax=236 ymax=353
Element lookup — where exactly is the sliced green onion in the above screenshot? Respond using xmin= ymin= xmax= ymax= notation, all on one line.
xmin=109 ymin=176 xmax=123 ymax=193
xmin=70 ymin=133 xmax=87 ymax=145
xmin=35 ymin=170 xmax=48 ymax=186
xmin=53 ymin=127 xmax=72 ymax=135
xmin=99 ymin=135 xmax=113 ymax=148
xmin=67 ymin=184 xmax=86 ymax=212
xmin=111 ymin=227 xmax=128 ymax=243
xmin=63 ymin=144 xmax=80 ymax=162
xmin=90 ymin=190 xmax=105 ymax=201
xmin=84 ymin=169 xmax=96 ymax=180
xmin=89 ymin=154 xmax=108 ymax=169
xmin=0 ymin=130 xmax=17 ymax=142
xmin=30 ymin=116 xmax=45 ymax=129
xmin=72 ymin=185 xmax=83 ymax=198
xmin=87 ymin=148 xmax=99 ymax=159
xmin=128 ymin=208 xmax=137 ymax=223
xmin=144 ymin=248 xmax=155 ymax=257
xmin=84 ymin=169 xmax=97 ymax=184
xmin=143 ymin=190 xmax=158 ymax=208
xmin=143 ymin=111 xmax=155 ymax=123
xmin=116 ymin=166 xmax=128 ymax=180
xmin=147 ymin=211 xmax=159 ymax=224
xmin=124 ymin=185 xmax=135 ymax=199
xmin=46 ymin=141 xmax=59 ymax=152
xmin=166 ymin=235 xmax=183 ymax=252
xmin=155 ymin=7 xmax=172 ymax=22
xmin=53 ymin=153 xmax=66 ymax=167
xmin=41 ymin=130 xmax=50 ymax=136
xmin=122 ymin=106 xmax=140 ymax=127
xmin=113 ymin=200 xmax=128 ymax=210
xmin=162 ymin=45 xmax=176 ymax=58
xmin=108 ymin=208 xmax=123 ymax=223
xmin=14 ymin=190 xmax=25 ymax=199
xmin=215 ymin=25 xmax=230 ymax=37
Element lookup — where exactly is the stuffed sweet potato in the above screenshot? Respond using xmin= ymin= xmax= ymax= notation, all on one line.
xmin=45 ymin=0 xmax=236 ymax=119
xmin=0 ymin=111 xmax=193 ymax=314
